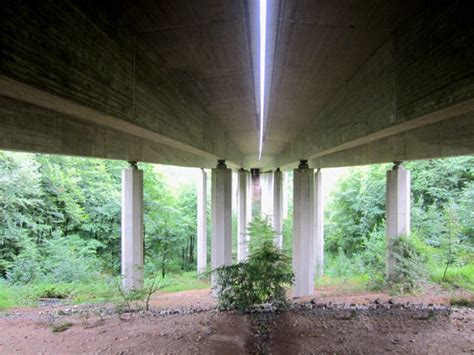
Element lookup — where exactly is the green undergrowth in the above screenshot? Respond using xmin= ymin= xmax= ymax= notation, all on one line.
xmin=315 ymin=263 xmax=474 ymax=295
xmin=430 ymin=264 xmax=474 ymax=291
xmin=0 ymin=271 xmax=210 ymax=310
xmin=315 ymin=274 xmax=370 ymax=293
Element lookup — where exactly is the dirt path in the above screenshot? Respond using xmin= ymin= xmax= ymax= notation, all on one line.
xmin=1 ymin=288 xmax=473 ymax=354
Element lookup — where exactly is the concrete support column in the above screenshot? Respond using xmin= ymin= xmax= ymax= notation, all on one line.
xmin=261 ymin=172 xmax=274 ymax=221
xmin=121 ymin=162 xmax=144 ymax=290
xmin=197 ymin=169 xmax=207 ymax=274
xmin=292 ymin=160 xmax=315 ymax=297
xmin=273 ymin=168 xmax=283 ymax=248
xmin=315 ymin=169 xmax=324 ymax=277
xmin=211 ymin=160 xmax=232 ymax=281
xmin=246 ymin=172 xmax=252 ymax=228
xmin=237 ymin=169 xmax=250 ymax=261
xmin=282 ymin=172 xmax=289 ymax=220
xmin=386 ymin=162 xmax=411 ymax=280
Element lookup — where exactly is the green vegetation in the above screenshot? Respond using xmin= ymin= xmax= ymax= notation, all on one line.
xmin=215 ymin=219 xmax=294 ymax=312
xmin=0 ymin=271 xmax=208 ymax=310
xmin=386 ymin=235 xmax=430 ymax=294
xmin=324 ymin=157 xmax=474 ymax=294
xmin=0 ymin=151 xmax=472 ymax=310
xmin=0 ymin=151 xmax=207 ymax=310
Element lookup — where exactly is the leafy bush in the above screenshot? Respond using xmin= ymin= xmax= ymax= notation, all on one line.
xmin=7 ymin=235 xmax=101 ymax=284
xmin=247 ymin=216 xmax=276 ymax=252
xmin=386 ymin=236 xmax=429 ymax=293
xmin=215 ymin=240 xmax=294 ymax=312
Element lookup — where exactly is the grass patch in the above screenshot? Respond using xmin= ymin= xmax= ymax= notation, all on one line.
xmin=159 ymin=271 xmax=209 ymax=293
xmin=430 ymin=264 xmax=474 ymax=291
xmin=315 ymin=274 xmax=370 ymax=292
xmin=0 ymin=271 xmax=210 ymax=310
xmin=0 ymin=281 xmax=17 ymax=310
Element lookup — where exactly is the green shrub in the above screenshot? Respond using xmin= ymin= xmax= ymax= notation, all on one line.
xmin=215 ymin=240 xmax=294 ymax=312
xmin=6 ymin=236 xmax=43 ymax=284
xmin=7 ymin=235 xmax=101 ymax=284
xmin=386 ymin=235 xmax=428 ymax=293
xmin=247 ymin=216 xmax=276 ymax=252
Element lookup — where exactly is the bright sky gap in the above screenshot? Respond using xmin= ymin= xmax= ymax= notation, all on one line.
xmin=258 ymin=0 xmax=267 ymax=161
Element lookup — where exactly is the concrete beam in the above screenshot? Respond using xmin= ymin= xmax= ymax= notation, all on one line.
xmin=277 ymin=2 xmax=474 ymax=168
xmin=386 ymin=163 xmax=411 ymax=280
xmin=0 ymin=96 xmax=223 ymax=168
xmin=121 ymin=163 xmax=144 ymax=290
xmin=0 ymin=1 xmax=243 ymax=167
xmin=197 ymin=169 xmax=207 ymax=274
xmin=292 ymin=161 xmax=315 ymax=297
xmin=310 ymin=113 xmax=474 ymax=168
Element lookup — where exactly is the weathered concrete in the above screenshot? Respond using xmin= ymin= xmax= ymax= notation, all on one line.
xmin=246 ymin=171 xmax=253 ymax=229
xmin=237 ymin=169 xmax=250 ymax=261
xmin=211 ymin=161 xmax=232 ymax=284
xmin=197 ymin=169 xmax=207 ymax=274
xmin=0 ymin=1 xmax=243 ymax=168
xmin=1 ymin=1 xmax=473 ymax=169
xmin=386 ymin=163 xmax=411 ymax=280
xmin=310 ymin=113 xmax=474 ymax=169
xmin=315 ymin=169 xmax=324 ymax=277
xmin=121 ymin=163 xmax=144 ymax=290
xmin=261 ymin=172 xmax=274 ymax=221
xmin=274 ymin=1 xmax=474 ymax=169
xmin=0 ymin=96 xmax=219 ymax=168
xmin=273 ymin=168 xmax=283 ymax=248
xmin=282 ymin=172 xmax=289 ymax=219
xmin=293 ymin=161 xmax=315 ymax=298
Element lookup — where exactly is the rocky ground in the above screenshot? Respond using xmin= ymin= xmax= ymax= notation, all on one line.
xmin=1 ymin=288 xmax=473 ymax=354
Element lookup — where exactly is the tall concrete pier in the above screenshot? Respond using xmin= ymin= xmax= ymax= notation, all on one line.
xmin=386 ymin=163 xmax=411 ymax=280
xmin=121 ymin=162 xmax=144 ymax=290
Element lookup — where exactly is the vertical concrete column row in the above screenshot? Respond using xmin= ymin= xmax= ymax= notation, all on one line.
xmin=314 ymin=169 xmax=324 ymax=277
xmin=237 ymin=169 xmax=250 ymax=261
xmin=121 ymin=162 xmax=144 ymax=290
xmin=386 ymin=162 xmax=411 ymax=280
xmin=211 ymin=160 xmax=232 ymax=282
xmin=273 ymin=168 xmax=283 ymax=248
xmin=292 ymin=160 xmax=315 ymax=298
xmin=197 ymin=169 xmax=207 ymax=274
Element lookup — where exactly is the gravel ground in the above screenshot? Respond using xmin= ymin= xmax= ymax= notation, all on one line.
xmin=1 ymin=288 xmax=473 ymax=354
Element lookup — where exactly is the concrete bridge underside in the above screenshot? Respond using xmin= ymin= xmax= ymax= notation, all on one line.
xmin=1 ymin=0 xmax=473 ymax=169
xmin=2 ymin=0 xmax=474 ymax=297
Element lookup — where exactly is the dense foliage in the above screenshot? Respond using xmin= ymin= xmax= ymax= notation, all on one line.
xmin=216 ymin=219 xmax=294 ymax=312
xmin=1 ymin=150 xmax=473 ymax=308
xmin=0 ymin=151 xmax=200 ymax=284
xmin=324 ymin=157 xmax=474 ymax=291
